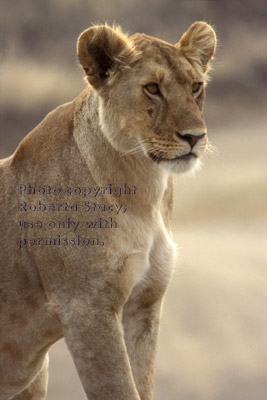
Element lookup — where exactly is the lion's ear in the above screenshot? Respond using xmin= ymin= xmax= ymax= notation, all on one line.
xmin=177 ymin=22 xmax=216 ymax=72
xmin=77 ymin=25 xmax=138 ymax=90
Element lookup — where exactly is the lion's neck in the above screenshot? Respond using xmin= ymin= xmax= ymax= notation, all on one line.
xmin=73 ymin=88 xmax=170 ymax=213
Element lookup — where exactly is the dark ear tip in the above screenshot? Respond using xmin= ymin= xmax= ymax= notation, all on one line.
xmin=77 ymin=27 xmax=96 ymax=60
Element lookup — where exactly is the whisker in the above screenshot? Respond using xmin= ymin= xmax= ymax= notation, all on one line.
xmin=119 ymin=138 xmax=151 ymax=157
xmin=206 ymin=141 xmax=219 ymax=155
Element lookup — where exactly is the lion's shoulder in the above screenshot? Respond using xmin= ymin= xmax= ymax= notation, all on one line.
xmin=12 ymin=101 xmax=75 ymax=166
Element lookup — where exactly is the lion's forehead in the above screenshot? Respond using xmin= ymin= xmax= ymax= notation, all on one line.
xmin=131 ymin=33 xmax=200 ymax=84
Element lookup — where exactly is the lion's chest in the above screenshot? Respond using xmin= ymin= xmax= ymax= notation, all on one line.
xmin=120 ymin=212 xmax=176 ymax=291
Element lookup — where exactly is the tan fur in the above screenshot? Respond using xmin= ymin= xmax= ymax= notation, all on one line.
xmin=0 ymin=22 xmax=216 ymax=399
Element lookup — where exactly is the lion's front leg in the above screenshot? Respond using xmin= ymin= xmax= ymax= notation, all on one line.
xmin=122 ymin=232 xmax=175 ymax=400
xmin=57 ymin=298 xmax=141 ymax=400
xmin=122 ymin=295 xmax=163 ymax=400
xmin=12 ymin=354 xmax=49 ymax=400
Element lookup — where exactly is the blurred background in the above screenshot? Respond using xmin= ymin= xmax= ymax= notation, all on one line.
xmin=1 ymin=0 xmax=267 ymax=399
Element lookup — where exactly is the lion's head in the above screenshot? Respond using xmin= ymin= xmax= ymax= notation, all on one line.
xmin=77 ymin=22 xmax=216 ymax=173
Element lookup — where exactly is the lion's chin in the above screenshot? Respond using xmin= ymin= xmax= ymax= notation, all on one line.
xmin=160 ymin=156 xmax=201 ymax=174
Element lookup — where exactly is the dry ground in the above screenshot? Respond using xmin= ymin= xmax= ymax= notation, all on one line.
xmin=47 ymin=119 xmax=267 ymax=399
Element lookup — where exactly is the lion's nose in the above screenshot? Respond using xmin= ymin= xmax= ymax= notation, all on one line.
xmin=176 ymin=132 xmax=206 ymax=148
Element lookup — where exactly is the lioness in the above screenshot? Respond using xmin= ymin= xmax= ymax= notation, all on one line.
xmin=0 ymin=22 xmax=216 ymax=399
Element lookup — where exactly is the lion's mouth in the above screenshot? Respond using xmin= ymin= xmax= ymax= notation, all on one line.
xmin=148 ymin=152 xmax=197 ymax=163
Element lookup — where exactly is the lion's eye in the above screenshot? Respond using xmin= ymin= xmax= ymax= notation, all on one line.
xmin=192 ymin=82 xmax=203 ymax=96
xmin=145 ymin=83 xmax=161 ymax=96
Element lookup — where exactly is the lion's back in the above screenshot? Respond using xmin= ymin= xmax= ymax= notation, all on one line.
xmin=0 ymin=101 xmax=77 ymax=264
